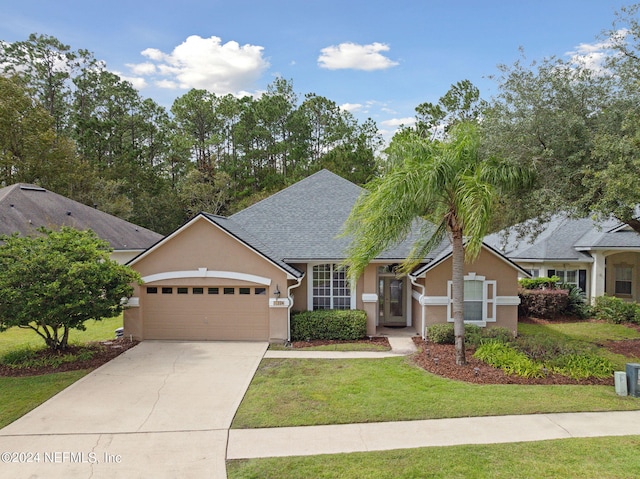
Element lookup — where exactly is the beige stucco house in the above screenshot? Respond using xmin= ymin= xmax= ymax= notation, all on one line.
xmin=124 ymin=170 xmax=525 ymax=342
xmin=485 ymin=214 xmax=640 ymax=303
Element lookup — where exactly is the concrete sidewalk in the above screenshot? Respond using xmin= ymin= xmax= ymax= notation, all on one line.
xmin=227 ymin=410 xmax=640 ymax=459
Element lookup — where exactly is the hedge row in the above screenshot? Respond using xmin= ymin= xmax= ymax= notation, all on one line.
xmin=290 ymin=309 xmax=367 ymax=341
xmin=518 ymin=288 xmax=571 ymax=319
xmin=592 ymin=295 xmax=640 ymax=324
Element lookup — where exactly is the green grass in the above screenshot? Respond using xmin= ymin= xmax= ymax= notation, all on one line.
xmin=0 ymin=315 xmax=123 ymax=356
xmin=518 ymin=320 xmax=640 ymax=370
xmin=232 ymin=357 xmax=640 ymax=428
xmin=227 ymin=435 xmax=640 ymax=479
xmin=518 ymin=321 xmax=640 ymax=343
xmin=0 ymin=370 xmax=89 ymax=429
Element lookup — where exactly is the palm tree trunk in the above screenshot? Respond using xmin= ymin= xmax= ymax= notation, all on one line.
xmin=451 ymin=228 xmax=466 ymax=365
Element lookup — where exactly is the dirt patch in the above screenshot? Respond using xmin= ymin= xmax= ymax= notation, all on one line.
xmin=410 ymin=338 xmax=613 ymax=386
xmin=604 ymin=339 xmax=640 ymax=360
xmin=0 ymin=338 xmax=139 ymax=377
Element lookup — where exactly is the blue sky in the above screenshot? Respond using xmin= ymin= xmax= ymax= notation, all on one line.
xmin=1 ymin=0 xmax=632 ymax=137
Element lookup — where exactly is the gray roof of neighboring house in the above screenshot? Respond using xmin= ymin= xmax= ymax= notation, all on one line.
xmin=0 ymin=183 xmax=163 ymax=250
xmin=484 ymin=213 xmax=640 ymax=263
xmin=230 ymin=169 xmax=436 ymax=262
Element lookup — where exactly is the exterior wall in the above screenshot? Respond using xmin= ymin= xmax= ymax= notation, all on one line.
xmin=289 ymin=263 xmax=308 ymax=312
xmin=605 ymin=252 xmax=640 ymax=302
xmin=360 ymin=263 xmax=379 ymax=336
xmin=124 ymin=216 xmax=289 ymax=342
xmin=112 ymin=250 xmax=145 ymax=265
xmin=421 ymin=248 xmax=520 ymax=336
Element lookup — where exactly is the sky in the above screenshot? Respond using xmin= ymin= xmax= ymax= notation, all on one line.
xmin=0 ymin=0 xmax=634 ymax=138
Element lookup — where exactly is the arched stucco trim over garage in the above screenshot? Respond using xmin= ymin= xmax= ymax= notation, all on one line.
xmin=141 ymin=269 xmax=272 ymax=286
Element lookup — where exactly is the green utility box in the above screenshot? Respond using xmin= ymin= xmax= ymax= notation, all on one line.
xmin=626 ymin=363 xmax=640 ymax=398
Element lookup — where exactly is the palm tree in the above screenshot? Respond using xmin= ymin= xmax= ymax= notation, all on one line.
xmin=343 ymin=121 xmax=534 ymax=365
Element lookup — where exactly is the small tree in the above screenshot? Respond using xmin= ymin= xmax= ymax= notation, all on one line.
xmin=0 ymin=227 xmax=141 ymax=350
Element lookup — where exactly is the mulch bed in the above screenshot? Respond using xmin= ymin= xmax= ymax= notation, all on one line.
xmin=410 ymin=337 xmax=613 ymax=386
xmin=0 ymin=338 xmax=139 ymax=377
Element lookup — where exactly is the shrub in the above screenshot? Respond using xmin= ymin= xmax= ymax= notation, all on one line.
xmin=592 ymin=295 xmax=639 ymax=324
xmin=549 ymin=353 xmax=614 ymax=380
xmin=481 ymin=327 xmax=515 ymax=344
xmin=514 ymin=334 xmax=588 ymax=362
xmin=518 ymin=288 xmax=570 ymax=319
xmin=518 ymin=276 xmax=560 ymax=290
xmin=426 ymin=324 xmax=455 ymax=344
xmin=561 ymin=283 xmax=590 ymax=319
xmin=474 ymin=341 xmax=545 ymax=378
xmin=428 ymin=324 xmax=513 ymax=347
xmin=290 ymin=309 xmax=367 ymax=341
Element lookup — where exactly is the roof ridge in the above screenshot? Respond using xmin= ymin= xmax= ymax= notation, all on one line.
xmin=230 ymin=169 xmax=358 ymax=218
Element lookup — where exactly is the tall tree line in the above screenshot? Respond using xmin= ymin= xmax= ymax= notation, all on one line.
xmin=0 ymin=34 xmax=381 ymax=234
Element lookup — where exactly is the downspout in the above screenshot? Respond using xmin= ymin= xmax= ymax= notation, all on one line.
xmin=409 ymin=274 xmax=426 ymax=339
xmin=287 ymin=274 xmax=304 ymax=343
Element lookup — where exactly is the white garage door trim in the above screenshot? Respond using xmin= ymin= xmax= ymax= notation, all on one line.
xmin=142 ymin=269 xmax=272 ymax=286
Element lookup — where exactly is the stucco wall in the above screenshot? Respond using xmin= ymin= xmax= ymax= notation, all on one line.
xmin=420 ymin=247 xmax=520 ymax=336
xmin=124 ymin=216 xmax=290 ymax=341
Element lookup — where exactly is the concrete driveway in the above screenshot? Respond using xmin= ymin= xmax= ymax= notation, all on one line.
xmin=0 ymin=341 xmax=267 ymax=478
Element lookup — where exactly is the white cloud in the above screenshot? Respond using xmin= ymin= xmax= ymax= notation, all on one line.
xmin=127 ymin=35 xmax=269 ymax=95
xmin=126 ymin=62 xmax=156 ymax=75
xmin=565 ymin=30 xmax=624 ymax=75
xmin=318 ymin=42 xmax=399 ymax=71
xmin=340 ymin=102 xmax=363 ymax=112
xmin=380 ymin=117 xmax=415 ymax=128
xmin=118 ymin=75 xmax=148 ymax=89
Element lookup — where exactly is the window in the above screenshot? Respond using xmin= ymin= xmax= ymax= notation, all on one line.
xmin=554 ymin=270 xmax=578 ymax=287
xmin=146 ymin=287 xmax=158 ymax=294
xmin=312 ymin=264 xmax=351 ymax=310
xmin=525 ymin=269 xmax=540 ymax=278
xmin=224 ymin=287 xmax=235 ymax=295
xmin=239 ymin=287 xmax=250 ymax=295
xmin=208 ymin=287 xmax=219 ymax=295
xmin=162 ymin=287 xmax=173 ymax=294
xmin=255 ymin=287 xmax=267 ymax=295
xmin=177 ymin=287 xmax=188 ymax=294
xmin=463 ymin=280 xmax=483 ymax=321
xmin=615 ymin=266 xmax=633 ymax=295
xmin=447 ymin=274 xmax=496 ymax=325
xmin=193 ymin=288 xmax=204 ymax=294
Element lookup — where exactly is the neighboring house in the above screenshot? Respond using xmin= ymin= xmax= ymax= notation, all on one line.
xmin=0 ymin=183 xmax=163 ymax=264
xmin=124 ymin=170 xmax=525 ymax=342
xmin=485 ymin=214 xmax=640 ymax=303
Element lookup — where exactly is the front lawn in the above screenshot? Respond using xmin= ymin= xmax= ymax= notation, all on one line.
xmin=0 ymin=370 xmax=88 ymax=428
xmin=0 ymin=315 xmax=123 ymax=356
xmin=227 ymin=435 xmax=640 ymax=479
xmin=231 ymin=357 xmax=640 ymax=428
xmin=0 ymin=315 xmax=126 ymax=429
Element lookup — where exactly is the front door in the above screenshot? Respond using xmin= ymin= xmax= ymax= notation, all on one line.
xmin=379 ymin=276 xmax=406 ymax=326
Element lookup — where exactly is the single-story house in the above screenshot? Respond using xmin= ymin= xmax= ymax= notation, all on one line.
xmin=124 ymin=170 xmax=526 ymax=342
xmin=485 ymin=214 xmax=640 ymax=303
xmin=0 ymin=183 xmax=163 ymax=264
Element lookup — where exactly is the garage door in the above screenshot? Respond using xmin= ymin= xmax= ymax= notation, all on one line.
xmin=142 ymin=285 xmax=269 ymax=340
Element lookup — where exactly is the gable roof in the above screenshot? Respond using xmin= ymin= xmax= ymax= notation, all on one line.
xmin=0 ymin=183 xmax=162 ymax=251
xmin=484 ymin=213 xmax=640 ymax=263
xmin=128 ymin=213 xmax=303 ymax=279
xmin=231 ymin=169 xmax=427 ymax=261
xmin=410 ymin=242 xmax=531 ymax=278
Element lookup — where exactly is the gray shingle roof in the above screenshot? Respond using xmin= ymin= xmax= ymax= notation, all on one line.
xmin=485 ymin=213 xmax=640 ymax=262
xmin=230 ymin=169 xmax=427 ymax=261
xmin=202 ymin=213 xmax=303 ymax=278
xmin=0 ymin=183 xmax=162 ymax=250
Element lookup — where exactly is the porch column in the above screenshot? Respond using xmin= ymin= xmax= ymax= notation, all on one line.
xmin=590 ymin=251 xmax=605 ymax=304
